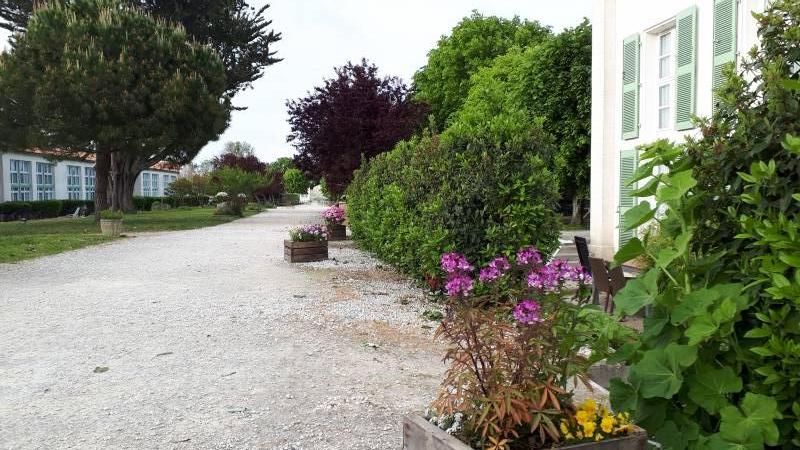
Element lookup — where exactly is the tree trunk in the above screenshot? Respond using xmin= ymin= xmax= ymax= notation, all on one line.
xmin=570 ymin=194 xmax=582 ymax=226
xmin=110 ymin=153 xmax=141 ymax=213
xmin=94 ymin=151 xmax=111 ymax=220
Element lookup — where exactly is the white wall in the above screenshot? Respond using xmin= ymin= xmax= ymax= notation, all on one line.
xmin=590 ymin=0 xmax=766 ymax=259
xmin=0 ymin=152 xmax=179 ymax=202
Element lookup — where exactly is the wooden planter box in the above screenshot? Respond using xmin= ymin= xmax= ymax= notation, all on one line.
xmin=99 ymin=219 xmax=123 ymax=237
xmin=284 ymin=239 xmax=328 ymax=263
xmin=402 ymin=415 xmax=647 ymax=450
xmin=327 ymin=223 xmax=347 ymax=241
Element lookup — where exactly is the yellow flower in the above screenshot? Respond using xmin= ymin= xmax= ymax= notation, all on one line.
xmin=601 ymin=415 xmax=615 ymax=433
xmin=595 ymin=433 xmax=603 ymax=441
xmin=560 ymin=421 xmax=570 ymax=435
xmin=582 ymin=399 xmax=598 ymax=414
xmin=582 ymin=420 xmax=596 ymax=436
xmin=576 ymin=431 xmax=584 ymax=439
xmin=576 ymin=410 xmax=590 ymax=424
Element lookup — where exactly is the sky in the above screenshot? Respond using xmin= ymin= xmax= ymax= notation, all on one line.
xmin=0 ymin=0 xmax=592 ymax=164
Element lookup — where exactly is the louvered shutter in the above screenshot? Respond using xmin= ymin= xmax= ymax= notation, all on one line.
xmin=621 ymin=34 xmax=640 ymax=140
xmin=675 ymin=6 xmax=698 ymax=130
xmin=618 ymin=149 xmax=638 ymax=248
xmin=712 ymin=0 xmax=738 ymax=105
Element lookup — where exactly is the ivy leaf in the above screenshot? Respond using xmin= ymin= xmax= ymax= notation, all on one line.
xmin=687 ymin=365 xmax=743 ymax=414
xmin=629 ymin=343 xmax=697 ymax=399
xmin=719 ymin=393 xmax=783 ymax=447
xmin=613 ymin=268 xmax=659 ymax=316
xmin=614 ymin=237 xmax=645 ymax=265
xmin=622 ymin=201 xmax=655 ymax=231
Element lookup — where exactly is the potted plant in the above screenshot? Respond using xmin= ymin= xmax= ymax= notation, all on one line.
xmin=321 ymin=204 xmax=347 ymax=240
xmin=403 ymin=247 xmax=646 ymax=450
xmin=99 ymin=209 xmax=124 ymax=237
xmin=284 ymin=224 xmax=328 ymax=263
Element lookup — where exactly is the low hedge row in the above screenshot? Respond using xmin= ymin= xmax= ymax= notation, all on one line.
xmin=0 ymin=199 xmax=95 ymax=221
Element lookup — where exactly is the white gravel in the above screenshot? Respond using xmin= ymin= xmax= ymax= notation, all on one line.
xmin=0 ymin=204 xmax=445 ymax=450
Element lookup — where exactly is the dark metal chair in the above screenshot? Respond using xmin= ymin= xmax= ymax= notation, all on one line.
xmin=574 ymin=236 xmax=591 ymax=275
xmin=589 ymin=257 xmax=614 ymax=313
xmin=608 ymin=265 xmax=628 ymax=314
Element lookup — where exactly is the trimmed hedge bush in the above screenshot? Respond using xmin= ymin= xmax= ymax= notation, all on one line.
xmin=348 ymin=126 xmax=561 ymax=280
xmin=0 ymin=199 xmax=94 ymax=221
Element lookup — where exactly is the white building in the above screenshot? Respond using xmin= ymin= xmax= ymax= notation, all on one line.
xmin=0 ymin=150 xmax=179 ymax=203
xmin=589 ymin=0 xmax=766 ymax=260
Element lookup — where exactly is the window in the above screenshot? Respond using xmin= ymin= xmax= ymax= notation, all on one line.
xmin=9 ymin=159 xmax=32 ymax=201
xmin=142 ymin=173 xmax=152 ymax=197
xmin=151 ymin=173 xmax=160 ymax=197
xmin=67 ymin=165 xmax=82 ymax=199
xmin=36 ymin=162 xmax=55 ymax=200
xmin=84 ymin=167 xmax=96 ymax=200
xmin=657 ymin=30 xmax=674 ymax=130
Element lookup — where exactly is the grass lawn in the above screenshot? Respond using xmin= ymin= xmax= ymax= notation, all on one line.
xmin=0 ymin=207 xmax=258 ymax=263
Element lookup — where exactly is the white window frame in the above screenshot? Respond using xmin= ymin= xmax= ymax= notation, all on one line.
xmin=84 ymin=167 xmax=96 ymax=200
xmin=151 ymin=173 xmax=160 ymax=197
xmin=142 ymin=173 xmax=152 ymax=197
xmin=36 ymin=162 xmax=55 ymax=200
xmin=67 ymin=165 xmax=82 ymax=200
xmin=10 ymin=159 xmax=32 ymax=201
xmin=657 ymin=30 xmax=675 ymax=130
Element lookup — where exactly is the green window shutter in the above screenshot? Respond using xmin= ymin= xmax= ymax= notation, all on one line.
xmin=712 ymin=0 xmax=738 ymax=105
xmin=619 ymin=149 xmax=638 ymax=248
xmin=675 ymin=6 xmax=698 ymax=130
xmin=621 ymin=34 xmax=640 ymax=140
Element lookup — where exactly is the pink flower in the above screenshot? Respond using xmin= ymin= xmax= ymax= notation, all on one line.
xmin=527 ymin=259 xmax=574 ymax=290
xmin=321 ymin=205 xmax=346 ymax=224
xmin=441 ymin=252 xmax=473 ymax=274
xmin=478 ymin=257 xmax=511 ymax=282
xmin=516 ymin=246 xmax=542 ymax=266
xmin=445 ymin=274 xmax=474 ymax=297
xmin=513 ymin=300 xmax=542 ymax=324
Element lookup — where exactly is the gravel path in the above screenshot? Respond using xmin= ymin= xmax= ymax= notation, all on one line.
xmin=0 ymin=205 xmax=446 ymax=450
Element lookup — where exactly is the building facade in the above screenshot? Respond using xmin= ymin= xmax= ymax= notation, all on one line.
xmin=0 ymin=151 xmax=179 ymax=203
xmin=589 ymin=0 xmax=766 ymax=260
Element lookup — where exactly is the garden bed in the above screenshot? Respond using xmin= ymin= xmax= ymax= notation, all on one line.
xmin=284 ymin=239 xmax=328 ymax=263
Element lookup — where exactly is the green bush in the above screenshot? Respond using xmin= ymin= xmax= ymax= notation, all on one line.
xmin=282 ymin=167 xmax=308 ymax=194
xmin=30 ymin=200 xmax=62 ymax=217
xmin=59 ymin=199 xmax=94 ymax=216
xmin=348 ymin=123 xmax=561 ymax=280
xmin=609 ymin=2 xmax=800 ymax=447
xmin=0 ymin=201 xmax=32 ymax=216
xmin=0 ymin=200 xmax=74 ymax=220
xmin=279 ymin=193 xmax=300 ymax=205
xmin=99 ymin=209 xmax=123 ymax=220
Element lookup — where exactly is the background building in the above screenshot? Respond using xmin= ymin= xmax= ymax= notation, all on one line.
xmin=589 ymin=0 xmax=766 ymax=259
xmin=0 ymin=150 xmax=179 ymax=202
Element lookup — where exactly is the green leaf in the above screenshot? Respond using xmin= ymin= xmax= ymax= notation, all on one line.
xmin=622 ymin=201 xmax=656 ymax=230
xmin=629 ymin=343 xmax=697 ymax=399
xmin=671 ymin=288 xmax=719 ymax=325
xmin=781 ymin=78 xmax=800 ymax=91
xmin=778 ymin=252 xmax=800 ymax=268
xmin=613 ymin=268 xmax=659 ymax=316
xmin=686 ymin=315 xmax=718 ymax=345
xmin=720 ymin=393 xmax=782 ymax=446
xmin=743 ymin=327 xmax=770 ymax=339
xmin=614 ymin=237 xmax=646 ymax=265
xmin=630 ymin=177 xmax=659 ymax=197
xmin=609 ymin=378 xmax=638 ymax=412
xmin=687 ymin=365 xmax=743 ymax=414
xmin=656 ymin=170 xmax=697 ymax=202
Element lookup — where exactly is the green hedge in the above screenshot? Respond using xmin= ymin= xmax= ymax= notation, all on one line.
xmin=0 ymin=199 xmax=94 ymax=221
xmin=347 ymin=127 xmax=561 ymax=279
xmin=132 ymin=195 xmax=208 ymax=211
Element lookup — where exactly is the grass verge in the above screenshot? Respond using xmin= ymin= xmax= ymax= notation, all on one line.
xmin=0 ymin=207 xmax=258 ymax=263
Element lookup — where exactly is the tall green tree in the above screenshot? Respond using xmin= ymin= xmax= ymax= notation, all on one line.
xmin=413 ymin=11 xmax=550 ymax=130
xmin=0 ymin=0 xmax=281 ymax=97
xmin=0 ymin=0 xmax=231 ymax=212
xmin=455 ymin=21 xmax=592 ymax=223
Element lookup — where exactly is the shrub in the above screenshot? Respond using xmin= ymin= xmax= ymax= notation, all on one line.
xmin=347 ymin=122 xmax=561 ymax=280
xmin=282 ymin=167 xmax=308 ymax=194
xmin=609 ymin=3 xmax=800 ymax=447
xmin=99 ymin=209 xmax=124 ymax=220
xmin=59 ymin=199 xmax=94 ymax=216
xmin=280 ymin=193 xmax=300 ymax=205
xmin=430 ymin=248 xmax=629 ymax=448
xmin=29 ymin=200 xmax=62 ymax=218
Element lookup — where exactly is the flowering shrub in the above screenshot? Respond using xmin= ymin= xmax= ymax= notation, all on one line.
xmin=288 ymin=224 xmax=328 ymax=242
xmin=214 ymin=191 xmax=229 ymax=202
xmin=432 ymin=246 xmax=633 ymax=449
xmin=321 ymin=204 xmax=346 ymax=225
xmin=560 ymin=399 xmax=633 ymax=443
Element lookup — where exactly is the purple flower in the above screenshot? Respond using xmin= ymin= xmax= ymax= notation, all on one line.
xmin=478 ymin=256 xmax=511 ymax=282
xmin=527 ymin=259 xmax=571 ymax=290
xmin=441 ymin=252 xmax=473 ymax=274
xmin=445 ymin=274 xmax=474 ymax=297
xmin=322 ymin=205 xmax=346 ymax=224
xmin=516 ymin=246 xmax=542 ymax=266
xmin=513 ymin=300 xmax=542 ymax=324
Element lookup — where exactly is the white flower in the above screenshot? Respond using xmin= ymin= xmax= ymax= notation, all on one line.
xmin=237 ymin=193 xmax=247 ymax=198
xmin=215 ymin=191 xmax=229 ymax=198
